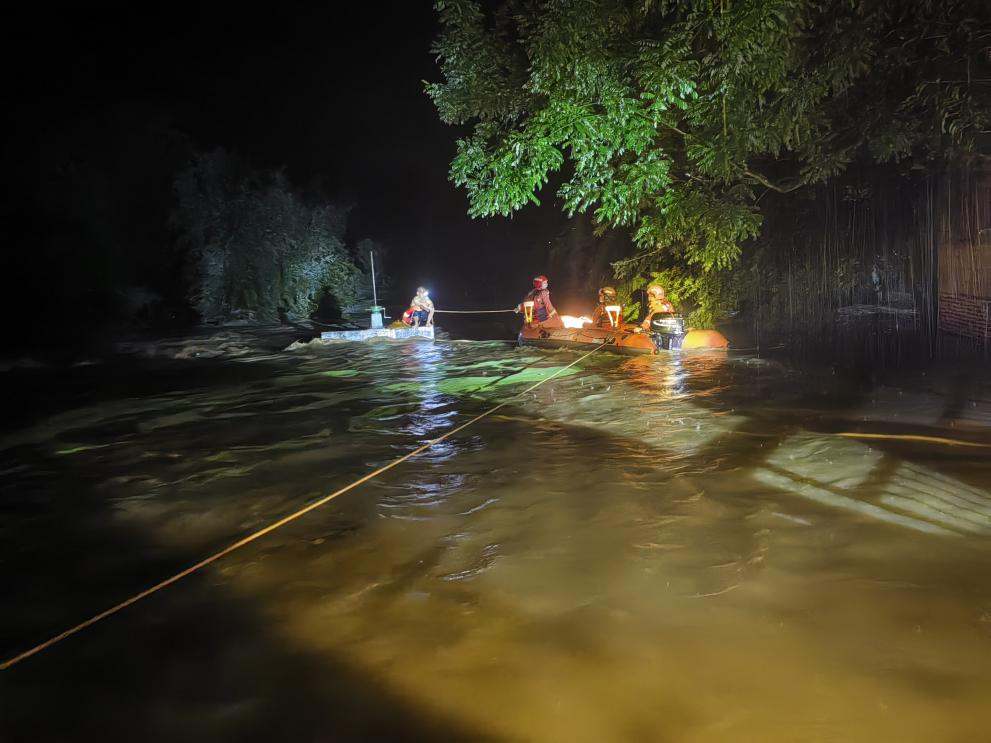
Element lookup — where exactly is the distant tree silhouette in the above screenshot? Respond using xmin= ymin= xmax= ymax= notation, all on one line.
xmin=171 ymin=150 xmax=362 ymax=323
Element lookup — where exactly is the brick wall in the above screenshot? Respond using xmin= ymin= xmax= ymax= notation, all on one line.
xmin=939 ymin=292 xmax=991 ymax=338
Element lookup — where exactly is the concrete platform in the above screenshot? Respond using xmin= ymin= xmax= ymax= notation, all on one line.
xmin=319 ymin=326 xmax=435 ymax=342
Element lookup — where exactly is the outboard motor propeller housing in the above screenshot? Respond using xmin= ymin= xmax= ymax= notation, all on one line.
xmin=649 ymin=314 xmax=685 ymax=351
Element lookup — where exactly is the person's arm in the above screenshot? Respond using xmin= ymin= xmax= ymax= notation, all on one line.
xmin=641 ymin=309 xmax=654 ymax=329
xmin=515 ymin=290 xmax=533 ymax=314
xmin=543 ymin=290 xmax=558 ymax=318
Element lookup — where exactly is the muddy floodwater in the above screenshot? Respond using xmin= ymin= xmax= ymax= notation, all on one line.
xmin=2 ymin=335 xmax=990 ymax=742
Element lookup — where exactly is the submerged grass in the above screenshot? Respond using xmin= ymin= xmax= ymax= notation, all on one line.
xmin=384 ymin=365 xmax=582 ymax=396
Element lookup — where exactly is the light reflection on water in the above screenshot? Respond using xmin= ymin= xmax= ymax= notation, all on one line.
xmin=1 ymin=339 xmax=990 ymax=741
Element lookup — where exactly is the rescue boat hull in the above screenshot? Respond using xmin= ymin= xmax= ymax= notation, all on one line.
xmin=518 ymin=323 xmax=730 ymax=354
xmin=518 ymin=324 xmax=658 ymax=355
xmin=681 ymin=328 xmax=730 ymax=350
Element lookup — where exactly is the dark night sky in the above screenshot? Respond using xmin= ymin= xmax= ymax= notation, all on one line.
xmin=4 ymin=4 xmax=576 ymax=311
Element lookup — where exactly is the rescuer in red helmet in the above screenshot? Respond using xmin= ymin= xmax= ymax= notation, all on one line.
xmin=516 ymin=275 xmax=561 ymax=327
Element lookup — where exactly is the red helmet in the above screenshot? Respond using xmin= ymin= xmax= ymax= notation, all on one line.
xmin=533 ymin=275 xmax=549 ymax=289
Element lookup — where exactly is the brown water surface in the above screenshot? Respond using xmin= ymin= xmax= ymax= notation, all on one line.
xmin=2 ymin=339 xmax=990 ymax=741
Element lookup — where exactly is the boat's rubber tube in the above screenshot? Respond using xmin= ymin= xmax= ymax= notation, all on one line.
xmin=519 ymin=321 xmax=729 ymax=353
xmin=681 ymin=329 xmax=730 ymax=350
xmin=518 ymin=324 xmax=657 ymax=355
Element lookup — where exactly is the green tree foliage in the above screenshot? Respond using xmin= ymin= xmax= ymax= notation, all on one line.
xmin=171 ymin=150 xmax=361 ymax=323
xmin=428 ymin=0 xmax=990 ymax=317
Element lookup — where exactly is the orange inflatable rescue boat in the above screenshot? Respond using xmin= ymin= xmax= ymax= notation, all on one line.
xmin=519 ymin=322 xmax=658 ymax=355
xmin=680 ymin=329 xmax=730 ymax=350
xmin=518 ymin=305 xmax=728 ymax=355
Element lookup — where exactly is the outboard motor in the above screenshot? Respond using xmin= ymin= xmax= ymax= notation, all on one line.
xmin=650 ymin=314 xmax=685 ymax=350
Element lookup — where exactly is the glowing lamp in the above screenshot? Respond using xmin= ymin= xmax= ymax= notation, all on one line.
xmin=523 ymin=300 xmax=535 ymax=324
xmin=605 ymin=305 xmax=622 ymax=328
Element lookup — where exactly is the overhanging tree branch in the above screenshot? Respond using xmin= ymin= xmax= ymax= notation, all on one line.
xmin=743 ymin=169 xmax=805 ymax=193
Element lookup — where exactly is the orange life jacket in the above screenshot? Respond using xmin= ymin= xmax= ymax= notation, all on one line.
xmin=526 ymin=288 xmax=551 ymax=321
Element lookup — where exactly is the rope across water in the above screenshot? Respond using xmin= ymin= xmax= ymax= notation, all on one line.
xmin=0 ymin=343 xmax=606 ymax=671
xmin=433 ymin=308 xmax=518 ymax=314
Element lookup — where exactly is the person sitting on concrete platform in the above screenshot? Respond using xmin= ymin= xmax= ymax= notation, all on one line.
xmin=405 ymin=287 xmax=435 ymax=327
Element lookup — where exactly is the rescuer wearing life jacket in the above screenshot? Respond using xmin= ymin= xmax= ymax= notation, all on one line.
xmin=405 ymin=286 xmax=435 ymax=327
xmin=641 ymin=284 xmax=675 ymax=330
xmin=516 ymin=275 xmax=562 ymax=327
xmin=589 ymin=286 xmax=621 ymax=328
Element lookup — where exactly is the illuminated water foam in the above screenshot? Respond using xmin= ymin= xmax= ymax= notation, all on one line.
xmin=754 ymin=433 xmax=991 ymax=536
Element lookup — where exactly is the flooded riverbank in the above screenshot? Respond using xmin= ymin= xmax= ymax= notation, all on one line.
xmin=2 ymin=335 xmax=990 ymax=741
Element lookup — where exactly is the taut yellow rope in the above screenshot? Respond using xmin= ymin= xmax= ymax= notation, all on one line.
xmin=836 ymin=432 xmax=991 ymax=448
xmin=1 ymin=344 xmax=605 ymax=671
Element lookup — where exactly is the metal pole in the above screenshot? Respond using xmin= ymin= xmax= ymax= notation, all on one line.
xmin=370 ymin=250 xmax=378 ymax=308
